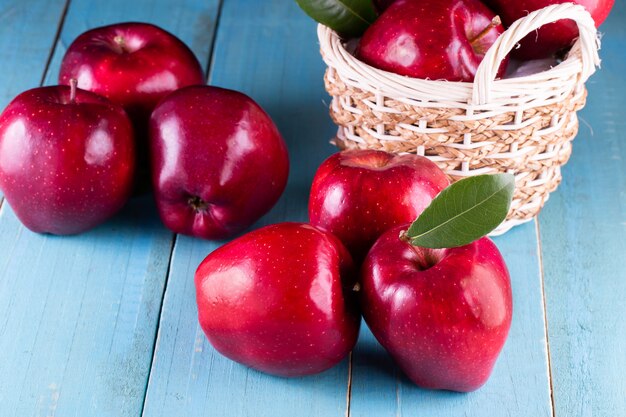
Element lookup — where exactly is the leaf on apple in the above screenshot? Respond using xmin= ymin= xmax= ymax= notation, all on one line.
xmin=295 ymin=0 xmax=378 ymax=38
xmin=405 ymin=174 xmax=515 ymax=249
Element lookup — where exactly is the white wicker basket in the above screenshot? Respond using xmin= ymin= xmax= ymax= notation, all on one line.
xmin=318 ymin=3 xmax=601 ymax=234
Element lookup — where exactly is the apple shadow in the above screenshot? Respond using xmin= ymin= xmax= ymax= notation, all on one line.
xmin=104 ymin=193 xmax=166 ymax=234
xmin=3 ymin=192 xmax=168 ymax=242
xmin=350 ymin=323 xmax=473 ymax=398
xmin=224 ymin=354 xmax=354 ymax=402
xmin=241 ymin=86 xmax=339 ymax=228
xmin=351 ymin=322 xmax=399 ymax=380
xmin=353 ymin=346 xmax=399 ymax=380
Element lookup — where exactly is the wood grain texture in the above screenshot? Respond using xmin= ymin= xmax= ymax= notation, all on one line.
xmin=538 ymin=3 xmax=626 ymax=416
xmin=0 ymin=0 xmax=622 ymax=415
xmin=0 ymin=198 xmax=172 ymax=417
xmin=0 ymin=0 xmax=67 ymax=108
xmin=142 ymin=1 xmax=350 ymax=416
xmin=0 ymin=0 xmax=220 ymax=416
xmin=349 ymin=222 xmax=553 ymax=417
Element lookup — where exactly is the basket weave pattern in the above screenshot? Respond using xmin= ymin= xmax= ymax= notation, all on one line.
xmin=318 ymin=3 xmax=600 ymax=234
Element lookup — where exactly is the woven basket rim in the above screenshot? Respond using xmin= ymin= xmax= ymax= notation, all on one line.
xmin=318 ymin=3 xmax=600 ymax=108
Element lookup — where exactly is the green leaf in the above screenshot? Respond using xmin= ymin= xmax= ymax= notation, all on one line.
xmin=295 ymin=0 xmax=378 ymax=38
xmin=405 ymin=174 xmax=515 ymax=249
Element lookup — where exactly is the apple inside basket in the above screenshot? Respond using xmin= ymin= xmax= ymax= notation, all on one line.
xmin=318 ymin=3 xmax=600 ymax=235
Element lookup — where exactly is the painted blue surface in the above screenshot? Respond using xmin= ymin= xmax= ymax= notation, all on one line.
xmin=0 ymin=0 xmax=66 ymax=108
xmin=0 ymin=198 xmax=172 ymax=417
xmin=0 ymin=0 xmax=220 ymax=416
xmin=142 ymin=237 xmax=350 ymax=417
xmin=538 ymin=3 xmax=626 ymax=416
xmin=0 ymin=0 xmax=623 ymax=416
xmin=350 ymin=223 xmax=553 ymax=417
xmin=142 ymin=2 xmax=350 ymax=416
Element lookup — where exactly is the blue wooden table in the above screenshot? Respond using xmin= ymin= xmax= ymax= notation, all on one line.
xmin=0 ymin=1 xmax=624 ymax=416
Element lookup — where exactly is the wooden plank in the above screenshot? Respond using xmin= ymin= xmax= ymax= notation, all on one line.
xmin=0 ymin=0 xmax=220 ymax=416
xmin=0 ymin=0 xmax=67 ymax=108
xmin=0 ymin=198 xmax=173 ymax=417
xmin=349 ymin=223 xmax=553 ymax=417
xmin=142 ymin=1 xmax=351 ymax=416
xmin=142 ymin=237 xmax=350 ymax=417
xmin=538 ymin=4 xmax=626 ymax=416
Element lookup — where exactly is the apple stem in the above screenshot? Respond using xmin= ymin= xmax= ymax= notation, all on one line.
xmin=399 ymin=230 xmax=443 ymax=270
xmin=352 ymin=283 xmax=361 ymax=292
xmin=113 ymin=35 xmax=128 ymax=53
xmin=470 ymin=16 xmax=502 ymax=47
xmin=69 ymin=79 xmax=77 ymax=104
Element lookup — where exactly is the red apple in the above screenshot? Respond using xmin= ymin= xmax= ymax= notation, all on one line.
xmin=59 ymin=22 xmax=205 ymax=189
xmin=483 ymin=0 xmax=614 ymax=59
xmin=195 ymin=222 xmax=360 ymax=377
xmin=361 ymin=224 xmax=513 ymax=392
xmin=149 ymin=85 xmax=289 ymax=240
xmin=309 ymin=150 xmax=449 ymax=261
xmin=357 ymin=0 xmax=507 ymax=81
xmin=0 ymin=82 xmax=135 ymax=235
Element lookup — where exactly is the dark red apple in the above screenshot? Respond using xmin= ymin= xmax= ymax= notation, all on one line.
xmin=482 ymin=0 xmax=614 ymax=59
xmin=358 ymin=0 xmax=507 ymax=81
xmin=149 ymin=85 xmax=289 ymax=240
xmin=309 ymin=150 xmax=449 ymax=261
xmin=361 ymin=224 xmax=512 ymax=392
xmin=0 ymin=82 xmax=135 ymax=235
xmin=195 ymin=222 xmax=360 ymax=377
xmin=59 ymin=22 xmax=205 ymax=190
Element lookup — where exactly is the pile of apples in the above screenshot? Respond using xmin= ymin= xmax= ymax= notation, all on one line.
xmin=196 ymin=150 xmax=514 ymax=392
xmin=0 ymin=15 xmax=528 ymax=392
xmin=0 ymin=23 xmax=289 ymax=237
xmin=301 ymin=0 xmax=613 ymax=81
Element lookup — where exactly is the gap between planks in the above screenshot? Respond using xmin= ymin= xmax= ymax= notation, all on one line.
xmin=534 ymin=218 xmax=557 ymax=417
xmin=204 ymin=0 xmax=225 ymax=81
xmin=139 ymin=233 xmax=178 ymax=417
xmin=345 ymin=352 xmax=353 ymax=417
xmin=140 ymin=0 xmax=225 ymax=414
xmin=39 ymin=0 xmax=72 ymax=87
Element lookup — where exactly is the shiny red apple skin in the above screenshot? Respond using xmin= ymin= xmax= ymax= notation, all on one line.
xmin=483 ymin=0 xmax=614 ymax=59
xmin=59 ymin=22 xmax=204 ymax=120
xmin=357 ymin=0 xmax=506 ymax=81
xmin=361 ymin=225 xmax=513 ymax=392
xmin=309 ymin=150 xmax=449 ymax=261
xmin=195 ymin=222 xmax=360 ymax=377
xmin=0 ymin=86 xmax=135 ymax=235
xmin=58 ymin=22 xmax=205 ymax=190
xmin=149 ymin=85 xmax=289 ymax=240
